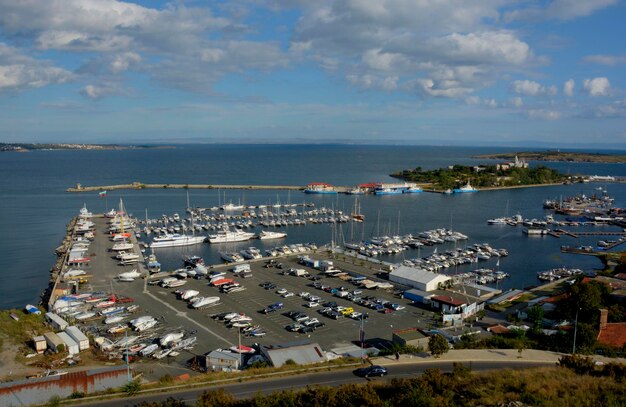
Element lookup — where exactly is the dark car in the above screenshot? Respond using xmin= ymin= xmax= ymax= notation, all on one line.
xmin=262 ymin=302 xmax=284 ymax=314
xmin=354 ymin=365 xmax=388 ymax=378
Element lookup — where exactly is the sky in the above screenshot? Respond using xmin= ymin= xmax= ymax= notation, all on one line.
xmin=1 ymin=0 xmax=626 ymax=147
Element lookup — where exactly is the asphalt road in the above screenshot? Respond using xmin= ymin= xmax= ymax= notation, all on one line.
xmin=78 ymin=360 xmax=552 ymax=407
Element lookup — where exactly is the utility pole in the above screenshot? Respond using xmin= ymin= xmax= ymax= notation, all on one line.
xmin=572 ymin=308 xmax=580 ymax=354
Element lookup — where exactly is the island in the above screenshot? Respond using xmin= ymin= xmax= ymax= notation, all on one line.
xmin=474 ymin=151 xmax=626 ymax=164
xmin=391 ymin=160 xmax=569 ymax=190
xmin=0 ymin=143 xmax=173 ymax=152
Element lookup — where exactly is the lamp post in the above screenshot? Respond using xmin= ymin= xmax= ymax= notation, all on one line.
xmin=238 ymin=327 xmax=242 ymax=370
xmin=572 ymin=308 xmax=580 ymax=354
xmin=360 ymin=315 xmax=365 ymax=361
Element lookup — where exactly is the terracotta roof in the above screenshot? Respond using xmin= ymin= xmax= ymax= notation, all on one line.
xmin=358 ymin=183 xmax=378 ymax=188
xmin=614 ymin=273 xmax=626 ymax=281
xmin=487 ymin=325 xmax=510 ymax=335
xmin=597 ymin=323 xmax=626 ymax=348
xmin=431 ymin=295 xmax=466 ymax=307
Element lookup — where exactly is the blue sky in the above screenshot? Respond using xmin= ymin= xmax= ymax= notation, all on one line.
xmin=1 ymin=0 xmax=626 ymax=147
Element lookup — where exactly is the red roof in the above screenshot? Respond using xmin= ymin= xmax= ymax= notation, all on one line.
xmin=487 ymin=325 xmax=510 ymax=335
xmin=431 ymin=295 xmax=466 ymax=307
xmin=358 ymin=183 xmax=378 ymax=188
xmin=598 ymin=323 xmax=626 ymax=348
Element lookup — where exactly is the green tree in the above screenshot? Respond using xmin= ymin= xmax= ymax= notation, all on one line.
xmin=197 ymin=389 xmax=236 ymax=407
xmin=527 ymin=305 xmax=544 ymax=332
xmin=428 ymin=334 xmax=449 ymax=357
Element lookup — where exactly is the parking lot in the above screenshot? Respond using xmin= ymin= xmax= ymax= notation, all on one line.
xmin=72 ymin=217 xmax=440 ymax=376
xmin=146 ymin=254 xmax=439 ymax=352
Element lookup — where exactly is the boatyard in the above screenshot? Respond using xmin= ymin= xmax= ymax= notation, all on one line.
xmin=47 ymin=206 xmax=494 ymax=376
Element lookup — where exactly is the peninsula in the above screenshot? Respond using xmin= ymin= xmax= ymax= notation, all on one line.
xmin=0 ymin=143 xmax=173 ymax=152
xmin=391 ymin=163 xmax=568 ymax=190
xmin=474 ymin=151 xmax=626 ymax=164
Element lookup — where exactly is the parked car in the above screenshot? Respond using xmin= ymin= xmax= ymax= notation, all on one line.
xmin=262 ymin=302 xmax=284 ymax=314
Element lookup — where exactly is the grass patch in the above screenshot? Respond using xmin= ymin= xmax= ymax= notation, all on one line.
xmin=0 ymin=309 xmax=47 ymax=347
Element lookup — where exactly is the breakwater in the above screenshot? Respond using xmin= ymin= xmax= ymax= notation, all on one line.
xmin=67 ymin=182 xmax=309 ymax=192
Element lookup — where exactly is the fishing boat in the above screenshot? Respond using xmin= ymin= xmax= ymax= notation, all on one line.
xmin=111 ymin=241 xmax=133 ymax=251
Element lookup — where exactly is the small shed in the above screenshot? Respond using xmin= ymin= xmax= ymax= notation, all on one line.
xmin=261 ymin=341 xmax=325 ymax=367
xmin=57 ymin=332 xmax=80 ymax=355
xmin=43 ymin=332 xmax=65 ymax=353
xmin=65 ymin=326 xmax=89 ymax=351
xmin=45 ymin=312 xmax=69 ymax=331
xmin=392 ymin=328 xmax=430 ymax=349
xmin=205 ymin=350 xmax=240 ymax=371
xmin=33 ymin=336 xmax=47 ymax=354
xmin=402 ymin=289 xmax=432 ymax=304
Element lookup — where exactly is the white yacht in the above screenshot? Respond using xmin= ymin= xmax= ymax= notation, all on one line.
xmin=256 ymin=230 xmax=287 ymax=240
xmin=220 ymin=252 xmax=244 ymax=263
xmin=111 ymin=241 xmax=133 ymax=251
xmin=207 ymin=228 xmax=255 ymax=244
xmin=150 ymin=233 xmax=206 ymax=248
xmin=240 ymin=247 xmax=263 ymax=260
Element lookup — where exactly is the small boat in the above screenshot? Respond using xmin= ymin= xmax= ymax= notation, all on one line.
xmin=140 ymin=343 xmax=159 ymax=357
xmin=160 ymin=332 xmax=184 ymax=347
xmin=107 ymin=324 xmax=127 ymax=334
xmin=257 ymin=230 xmax=288 ymax=240
xmin=24 ymin=304 xmax=41 ymax=315
xmin=75 ymin=311 xmax=96 ymax=321
xmin=191 ymin=296 xmax=221 ymax=309
xmin=118 ymin=269 xmax=142 ymax=280
xmin=126 ymin=305 xmax=140 ymax=313
xmin=104 ymin=315 xmax=125 ymax=324
xmin=100 ymin=306 xmax=125 ymax=316
xmin=180 ymin=290 xmax=200 ymax=301
xmin=230 ymin=345 xmax=256 ymax=354
xmin=167 ymin=279 xmax=187 ymax=288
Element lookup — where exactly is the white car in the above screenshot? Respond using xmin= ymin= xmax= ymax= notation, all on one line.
xmin=309 ymin=295 xmax=322 ymax=302
xmin=298 ymin=291 xmax=311 ymax=298
xmin=276 ymin=288 xmax=288 ymax=295
xmin=282 ymin=292 xmax=295 ymax=298
xmin=306 ymin=302 xmax=320 ymax=308
xmin=349 ymin=311 xmax=363 ymax=320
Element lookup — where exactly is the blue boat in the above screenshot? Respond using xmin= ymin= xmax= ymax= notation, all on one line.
xmin=25 ymin=304 xmax=41 ymax=315
xmin=453 ymin=181 xmax=478 ymax=193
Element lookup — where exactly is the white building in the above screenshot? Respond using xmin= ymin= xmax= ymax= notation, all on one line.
xmin=389 ymin=266 xmax=451 ymax=292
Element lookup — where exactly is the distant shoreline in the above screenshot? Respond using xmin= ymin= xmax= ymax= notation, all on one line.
xmin=0 ymin=143 xmax=175 ymax=152
xmin=474 ymin=151 xmax=626 ymax=164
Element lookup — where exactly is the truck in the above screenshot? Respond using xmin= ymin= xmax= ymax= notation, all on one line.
xmin=289 ymin=268 xmax=310 ymax=277
xmin=232 ymin=264 xmax=251 ymax=273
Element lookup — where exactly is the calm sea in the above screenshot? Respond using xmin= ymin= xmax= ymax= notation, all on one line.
xmin=1 ymin=144 xmax=625 ymax=309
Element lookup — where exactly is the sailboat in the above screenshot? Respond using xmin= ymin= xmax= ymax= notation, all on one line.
xmin=351 ymin=198 xmax=365 ymax=222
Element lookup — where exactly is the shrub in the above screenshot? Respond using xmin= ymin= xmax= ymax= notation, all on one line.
xmin=122 ymin=380 xmax=141 ymax=395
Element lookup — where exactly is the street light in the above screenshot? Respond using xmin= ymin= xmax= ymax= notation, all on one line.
xmin=572 ymin=307 xmax=580 ymax=354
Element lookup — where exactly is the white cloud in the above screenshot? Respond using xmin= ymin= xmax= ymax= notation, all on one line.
xmin=0 ymin=0 xmax=288 ymax=93
xmin=81 ymin=83 xmax=123 ymax=100
xmin=505 ymin=0 xmax=617 ymax=22
xmin=583 ymin=77 xmax=610 ymax=97
xmin=0 ymin=42 xmax=73 ymax=92
xmin=509 ymin=97 xmax=524 ymax=107
xmin=110 ymin=52 xmax=141 ymax=74
xmin=526 ymin=109 xmax=561 ymax=120
xmin=584 ymin=54 xmax=626 ymax=66
xmin=564 ymin=79 xmax=575 ymax=97
xmin=512 ymin=80 xmax=556 ymax=96
xmin=292 ymin=2 xmax=540 ymax=98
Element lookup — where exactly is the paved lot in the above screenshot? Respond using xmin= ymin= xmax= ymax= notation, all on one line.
xmin=74 ymin=217 xmax=440 ymax=375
